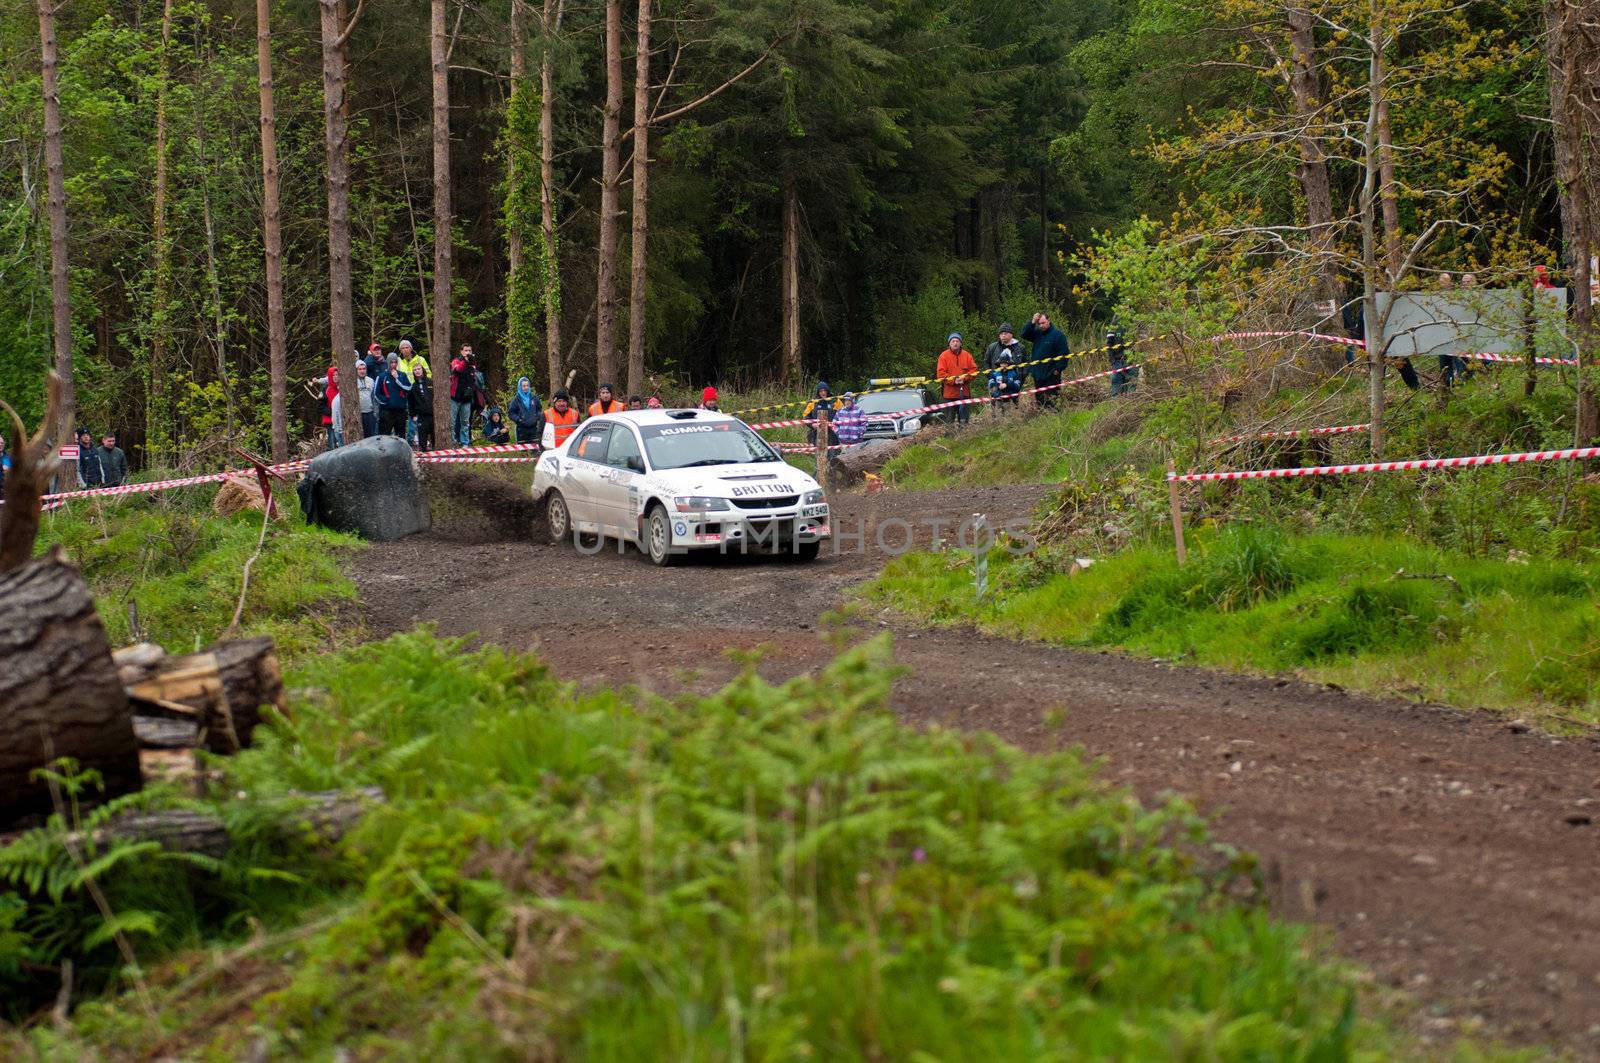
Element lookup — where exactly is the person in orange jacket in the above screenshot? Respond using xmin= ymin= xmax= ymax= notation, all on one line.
xmin=545 ymin=389 xmax=581 ymax=447
xmin=588 ymin=382 xmax=627 ymax=417
xmin=936 ymin=333 xmax=979 ymax=426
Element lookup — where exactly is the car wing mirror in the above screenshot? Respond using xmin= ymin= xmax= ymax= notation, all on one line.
xmin=627 ymin=456 xmax=645 ymax=473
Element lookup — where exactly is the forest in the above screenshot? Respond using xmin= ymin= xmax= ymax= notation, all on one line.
xmin=0 ymin=0 xmax=1594 ymax=466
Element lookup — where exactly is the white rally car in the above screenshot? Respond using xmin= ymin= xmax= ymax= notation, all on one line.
xmin=533 ymin=408 xmax=830 ymax=565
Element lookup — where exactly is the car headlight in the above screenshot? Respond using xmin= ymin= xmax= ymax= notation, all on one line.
xmin=802 ymin=489 xmax=826 ymax=506
xmin=674 ymin=495 xmax=731 ymax=512
xmin=902 ymin=417 xmax=921 ymax=432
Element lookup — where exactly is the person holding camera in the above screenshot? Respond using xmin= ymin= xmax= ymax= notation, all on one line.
xmin=1021 ymin=312 xmax=1069 ymax=407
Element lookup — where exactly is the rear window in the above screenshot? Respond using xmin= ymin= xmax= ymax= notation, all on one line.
xmin=856 ymin=390 xmax=923 ymax=415
xmin=640 ymin=421 xmax=780 ymax=470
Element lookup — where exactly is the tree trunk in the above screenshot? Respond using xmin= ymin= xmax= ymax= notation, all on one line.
xmin=541 ymin=0 xmax=566 ymax=392
xmin=36 ymin=0 xmax=74 ymax=430
xmin=1362 ymin=16 xmax=1387 ymax=457
xmin=431 ymin=0 xmax=454 ymax=431
xmin=595 ymin=0 xmax=625 ymax=389
xmin=148 ymin=0 xmax=175 ymax=462
xmin=1286 ymin=6 xmax=1342 ymax=314
xmin=1545 ymin=0 xmax=1599 ymax=443
xmin=121 ymin=636 xmax=286 ymax=754
xmin=257 ymin=0 xmax=290 ymax=463
xmin=626 ymin=0 xmax=653 ymax=398
xmin=94 ymin=788 xmax=384 ymax=859
xmin=508 ymin=0 xmax=527 ymax=292
xmin=782 ymin=174 xmax=801 ymax=388
xmin=319 ymin=0 xmax=361 ymax=446
xmin=193 ymin=59 xmax=237 ymax=442
xmin=1 ymin=550 xmax=139 ymax=825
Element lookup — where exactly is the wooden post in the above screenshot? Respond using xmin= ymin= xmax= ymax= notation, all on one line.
xmin=1166 ymin=460 xmax=1187 ymax=566
xmin=815 ymin=404 xmax=830 ymax=497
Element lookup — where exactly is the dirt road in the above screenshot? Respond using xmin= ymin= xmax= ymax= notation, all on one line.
xmin=357 ymin=470 xmax=1600 ymax=1055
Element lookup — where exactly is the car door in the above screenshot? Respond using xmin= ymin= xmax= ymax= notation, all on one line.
xmin=596 ymin=424 xmax=647 ymax=541
xmin=562 ymin=422 xmax=612 ymax=533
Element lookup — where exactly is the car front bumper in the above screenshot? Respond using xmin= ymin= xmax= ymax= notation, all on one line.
xmin=667 ymin=504 xmax=830 ymax=551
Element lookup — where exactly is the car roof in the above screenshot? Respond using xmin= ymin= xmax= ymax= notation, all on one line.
xmin=596 ymin=408 xmax=742 ymax=428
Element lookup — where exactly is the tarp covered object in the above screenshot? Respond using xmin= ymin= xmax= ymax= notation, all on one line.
xmin=300 ymin=435 xmax=430 ymax=541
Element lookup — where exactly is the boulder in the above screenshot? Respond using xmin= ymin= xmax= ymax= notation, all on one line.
xmin=301 ymin=435 xmax=430 ymax=541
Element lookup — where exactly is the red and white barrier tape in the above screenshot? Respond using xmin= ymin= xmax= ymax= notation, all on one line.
xmin=417 ymin=441 xmax=540 ymax=458
xmin=416 ymin=453 xmax=538 ymax=464
xmin=1171 ymin=445 xmax=1600 ymax=484
xmin=1215 ymin=329 xmax=1362 ymax=347
xmin=1207 ymin=423 xmax=1371 ymax=446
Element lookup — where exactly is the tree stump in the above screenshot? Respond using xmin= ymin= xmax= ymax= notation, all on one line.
xmin=123 ymin=636 xmax=286 ymax=753
xmin=0 ymin=549 xmax=140 ymax=823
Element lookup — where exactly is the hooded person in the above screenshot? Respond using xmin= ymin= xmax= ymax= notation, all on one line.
xmin=483 ymin=405 xmax=512 ymax=444
xmin=373 ymin=352 xmax=414 ymax=438
xmin=801 ymin=381 xmax=838 ymax=446
xmin=589 ymin=382 xmax=626 ymax=417
xmin=699 ymin=386 xmax=718 ymax=411
xmin=353 ymin=359 xmax=378 ymax=437
xmin=544 ymin=388 xmax=580 ymax=447
xmin=400 ymin=338 xmax=427 ymax=381
xmin=834 ymin=392 xmax=867 ymax=446
xmin=317 ymin=365 xmax=342 ymax=447
xmin=508 ymin=376 xmax=544 ymax=444
xmin=936 ymin=333 xmax=979 ymax=426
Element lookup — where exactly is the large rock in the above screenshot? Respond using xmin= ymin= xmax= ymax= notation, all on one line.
xmin=302 ymin=435 xmax=430 ymax=541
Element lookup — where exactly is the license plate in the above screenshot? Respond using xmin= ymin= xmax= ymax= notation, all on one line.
xmin=802 ymin=504 xmax=828 ymax=518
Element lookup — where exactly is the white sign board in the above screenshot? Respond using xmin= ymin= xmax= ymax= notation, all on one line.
xmin=1374 ymin=287 xmax=1568 ymax=359
xmin=58 ymin=444 xmax=79 ymax=460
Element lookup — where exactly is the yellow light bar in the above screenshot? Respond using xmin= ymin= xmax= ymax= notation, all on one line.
xmin=867 ymin=376 xmax=927 ymax=386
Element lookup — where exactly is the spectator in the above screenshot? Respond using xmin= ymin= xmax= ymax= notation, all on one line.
xmin=699 ymin=386 xmax=718 ymax=411
xmin=373 ymin=353 xmax=413 ymax=437
xmin=400 ymin=338 xmax=427 ymax=380
xmin=1439 ymin=272 xmax=1455 ymax=290
xmin=544 ymin=389 xmax=580 ymax=447
xmin=317 ymin=366 xmax=341 ymax=448
xmin=508 ymin=376 xmax=543 ymax=444
xmin=449 ymin=345 xmax=476 ymax=445
xmin=1021 ymin=312 xmax=1070 ymax=408
xmin=1533 ymin=265 xmax=1554 ymax=290
xmin=1107 ymin=327 xmax=1137 ymax=396
xmin=802 ymin=382 xmax=838 ymax=446
xmin=410 ymin=362 xmax=435 ymax=451
xmin=353 ymin=360 xmax=377 ymax=438
xmin=936 ymin=332 xmax=979 ymax=426
xmin=646 ymin=395 xmax=664 ymax=409
xmin=363 ymin=342 xmax=384 ymax=382
xmin=589 ymin=382 xmax=626 ymax=417
xmin=75 ymin=428 xmax=102 ymax=489
xmin=483 ymin=406 xmax=511 ymax=444
xmin=983 ymin=322 xmax=1025 ymax=408
xmin=97 ymin=432 xmax=128 ymax=488
xmin=1461 ymin=272 xmax=1478 ymax=288
xmin=834 ymin=392 xmax=866 ymax=446
xmin=628 ymin=394 xmax=643 ymax=411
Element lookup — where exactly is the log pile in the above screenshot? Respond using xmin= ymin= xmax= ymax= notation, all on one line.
xmin=1 ymin=550 xmax=289 ymax=828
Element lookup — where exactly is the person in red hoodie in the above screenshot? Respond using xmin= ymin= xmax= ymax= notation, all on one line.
xmin=317 ymin=366 xmax=341 ymax=448
xmin=698 ymin=386 xmax=719 ymax=411
xmin=935 ymin=332 xmax=978 ymax=426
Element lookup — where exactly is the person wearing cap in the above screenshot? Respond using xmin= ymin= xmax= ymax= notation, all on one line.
xmin=363 ymin=342 xmax=384 ymax=383
xmin=936 ymin=333 xmax=979 ymax=426
xmin=699 ymin=386 xmax=719 ymax=411
xmin=801 ymin=381 xmax=839 ymax=446
xmin=588 ymin=383 xmax=626 ymax=417
xmin=508 ymin=376 xmax=544 ymax=444
xmin=400 ymin=338 xmax=427 ymax=381
xmin=97 ymin=432 xmax=128 ymax=488
xmin=834 ymin=392 xmax=866 ymax=447
xmin=544 ymin=389 xmax=580 ymax=447
xmin=983 ymin=323 xmax=1025 ymax=409
xmin=373 ymin=352 xmax=414 ymax=438
xmin=1021 ymin=312 xmax=1069 ymax=408
xmin=74 ymin=428 xmax=103 ymax=489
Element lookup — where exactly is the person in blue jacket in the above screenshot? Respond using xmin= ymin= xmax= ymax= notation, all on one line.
xmin=1021 ymin=311 xmax=1070 ymax=408
xmin=507 ymin=376 xmax=544 ymax=445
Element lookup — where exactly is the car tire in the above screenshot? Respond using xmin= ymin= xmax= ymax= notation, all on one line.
xmin=790 ymin=540 xmax=821 ymax=562
xmin=645 ymin=505 xmax=680 ymax=567
xmin=546 ymin=490 xmax=571 ymax=543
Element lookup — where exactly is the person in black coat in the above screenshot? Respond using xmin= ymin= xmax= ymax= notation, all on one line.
xmin=409 ymin=362 xmax=436 ymax=451
xmin=507 ymin=376 xmax=543 ymax=445
xmin=75 ymin=428 xmax=103 ymax=489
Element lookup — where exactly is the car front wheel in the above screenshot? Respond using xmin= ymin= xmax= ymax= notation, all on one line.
xmin=645 ymin=506 xmax=680 ymax=567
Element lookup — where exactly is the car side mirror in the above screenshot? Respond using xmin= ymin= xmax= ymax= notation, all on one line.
xmin=627 ymin=455 xmax=645 ymax=473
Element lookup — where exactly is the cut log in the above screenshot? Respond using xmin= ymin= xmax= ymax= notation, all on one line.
xmin=92 ymin=786 xmax=385 ymax=859
xmin=0 ymin=549 xmax=140 ymax=824
xmin=125 ymin=636 xmax=285 ymax=753
xmin=132 ymin=716 xmax=201 ymax=749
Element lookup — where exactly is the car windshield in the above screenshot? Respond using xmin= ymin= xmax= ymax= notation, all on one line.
xmin=640 ymin=420 xmax=781 ymax=470
xmin=855 ymin=390 xmax=923 ymax=415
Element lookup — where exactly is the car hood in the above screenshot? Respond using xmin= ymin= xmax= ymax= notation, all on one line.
xmin=649 ymin=462 xmax=818 ymax=496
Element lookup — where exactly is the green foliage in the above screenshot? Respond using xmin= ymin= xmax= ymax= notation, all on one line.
xmin=37 ymin=488 xmax=361 ymax=658
xmin=15 ymin=631 xmax=1397 ymax=1058
xmin=865 ymin=532 xmax=1600 ymax=722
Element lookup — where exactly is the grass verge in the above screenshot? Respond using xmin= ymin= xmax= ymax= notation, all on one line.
xmin=862 ymin=526 xmax=1600 ymax=725
xmin=6 ymin=630 xmax=1424 ymax=1059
